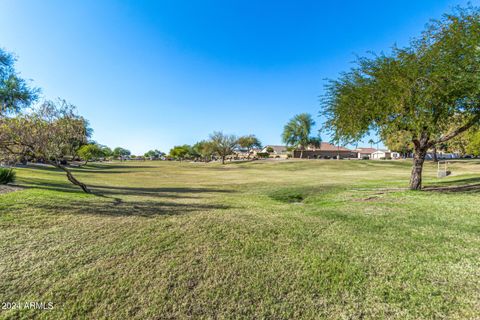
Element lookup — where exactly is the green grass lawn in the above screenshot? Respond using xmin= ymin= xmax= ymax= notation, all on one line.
xmin=1 ymin=159 xmax=479 ymax=319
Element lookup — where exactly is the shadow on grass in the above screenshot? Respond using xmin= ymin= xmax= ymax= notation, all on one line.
xmin=424 ymin=177 xmax=480 ymax=193
xmin=17 ymin=163 xmax=153 ymax=174
xmin=16 ymin=179 xmax=234 ymax=217
xmin=89 ymin=185 xmax=234 ymax=198
xmin=19 ymin=178 xmax=234 ymax=199
xmin=30 ymin=196 xmax=232 ymax=218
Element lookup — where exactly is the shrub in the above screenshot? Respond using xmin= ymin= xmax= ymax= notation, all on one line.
xmin=0 ymin=168 xmax=16 ymax=184
xmin=362 ymin=156 xmax=369 ymax=160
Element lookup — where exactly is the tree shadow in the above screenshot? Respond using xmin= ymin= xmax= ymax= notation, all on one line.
xmin=72 ymin=164 xmax=154 ymax=173
xmin=424 ymin=177 xmax=480 ymax=193
xmin=17 ymin=164 xmax=153 ymax=174
xmin=31 ymin=197 xmax=233 ymax=218
xmin=16 ymin=179 xmax=235 ymax=217
xmin=18 ymin=178 xmax=234 ymax=199
xmin=88 ymin=185 xmax=235 ymax=199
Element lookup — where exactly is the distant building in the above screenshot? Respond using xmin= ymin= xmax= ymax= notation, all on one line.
xmin=370 ymin=150 xmax=400 ymax=159
xmin=261 ymin=145 xmax=289 ymax=158
xmin=292 ymin=142 xmax=357 ymax=159
xmin=355 ymin=147 xmax=377 ymax=159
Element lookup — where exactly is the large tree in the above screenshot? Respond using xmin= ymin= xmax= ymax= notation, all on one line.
xmin=0 ymin=48 xmax=39 ymax=115
xmin=282 ymin=113 xmax=315 ymax=158
xmin=465 ymin=130 xmax=480 ymax=156
xmin=77 ymin=143 xmax=104 ymax=165
xmin=210 ymin=131 xmax=238 ymax=164
xmin=322 ymin=6 xmax=480 ymax=190
xmin=144 ymin=149 xmax=164 ymax=159
xmin=193 ymin=140 xmax=215 ymax=162
xmin=169 ymin=145 xmax=192 ymax=160
xmin=113 ymin=147 xmax=131 ymax=160
xmin=0 ymin=99 xmax=91 ymax=193
xmin=237 ymin=134 xmax=262 ymax=159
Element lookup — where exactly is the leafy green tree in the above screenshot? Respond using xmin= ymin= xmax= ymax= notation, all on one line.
xmin=77 ymin=144 xmax=104 ymax=165
xmin=113 ymin=147 xmax=131 ymax=160
xmin=0 ymin=48 xmax=39 ymax=115
xmin=282 ymin=113 xmax=315 ymax=158
xmin=210 ymin=131 xmax=238 ymax=164
xmin=322 ymin=6 xmax=480 ymax=190
xmin=382 ymin=131 xmax=414 ymax=158
xmin=466 ymin=131 xmax=480 ymax=156
xmin=193 ymin=140 xmax=214 ymax=162
xmin=100 ymin=146 xmax=113 ymax=158
xmin=144 ymin=149 xmax=164 ymax=159
xmin=0 ymin=100 xmax=91 ymax=192
xmin=237 ymin=135 xmax=262 ymax=159
xmin=169 ymin=145 xmax=191 ymax=160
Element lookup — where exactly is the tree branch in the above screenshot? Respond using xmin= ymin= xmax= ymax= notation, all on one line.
xmin=429 ymin=113 xmax=480 ymax=147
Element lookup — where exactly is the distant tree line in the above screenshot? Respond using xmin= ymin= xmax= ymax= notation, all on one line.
xmin=167 ymin=132 xmax=262 ymax=164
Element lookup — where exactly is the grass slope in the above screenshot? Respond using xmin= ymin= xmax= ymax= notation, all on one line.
xmin=1 ymin=160 xmax=479 ymax=319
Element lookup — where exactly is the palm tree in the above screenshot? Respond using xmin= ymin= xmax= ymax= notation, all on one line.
xmin=282 ymin=113 xmax=315 ymax=158
xmin=368 ymin=139 xmax=375 ymax=149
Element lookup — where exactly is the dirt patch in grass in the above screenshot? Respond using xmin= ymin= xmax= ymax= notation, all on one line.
xmin=0 ymin=185 xmax=23 ymax=195
xmin=353 ymin=196 xmax=381 ymax=202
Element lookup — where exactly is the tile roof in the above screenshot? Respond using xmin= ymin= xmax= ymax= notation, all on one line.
xmin=318 ymin=142 xmax=351 ymax=151
xmin=355 ymin=147 xmax=377 ymax=154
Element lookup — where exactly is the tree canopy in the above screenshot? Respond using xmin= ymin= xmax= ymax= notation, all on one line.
xmin=210 ymin=131 xmax=238 ymax=164
xmin=322 ymin=6 xmax=480 ymax=189
xmin=0 ymin=99 xmax=91 ymax=192
xmin=238 ymin=135 xmax=262 ymax=159
xmin=113 ymin=147 xmax=131 ymax=160
xmin=169 ymin=145 xmax=192 ymax=160
xmin=0 ymin=48 xmax=39 ymax=115
xmin=193 ymin=140 xmax=215 ymax=162
xmin=144 ymin=149 xmax=164 ymax=159
xmin=77 ymin=143 xmax=105 ymax=164
xmin=282 ymin=113 xmax=317 ymax=158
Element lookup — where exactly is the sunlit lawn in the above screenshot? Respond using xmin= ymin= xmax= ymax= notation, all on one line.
xmin=1 ymin=159 xmax=479 ymax=319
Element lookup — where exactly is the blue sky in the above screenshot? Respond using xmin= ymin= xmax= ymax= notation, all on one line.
xmin=0 ymin=0 xmax=473 ymax=154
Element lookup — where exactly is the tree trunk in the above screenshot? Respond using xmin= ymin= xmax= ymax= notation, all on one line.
xmin=409 ymin=146 xmax=427 ymax=190
xmin=84 ymin=160 xmax=88 ymax=165
xmin=432 ymin=145 xmax=438 ymax=162
xmin=52 ymin=162 xmax=90 ymax=193
xmin=300 ymin=150 xmax=303 ymax=159
xmin=221 ymin=156 xmax=225 ymax=164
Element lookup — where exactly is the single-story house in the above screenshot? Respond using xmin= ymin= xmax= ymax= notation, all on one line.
xmin=293 ymin=142 xmax=357 ymax=159
xmin=261 ymin=145 xmax=289 ymax=158
xmin=371 ymin=150 xmax=399 ymax=159
xmin=354 ymin=147 xmax=377 ymax=159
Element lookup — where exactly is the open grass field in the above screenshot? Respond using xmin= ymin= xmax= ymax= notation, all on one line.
xmin=1 ymin=159 xmax=480 ymax=319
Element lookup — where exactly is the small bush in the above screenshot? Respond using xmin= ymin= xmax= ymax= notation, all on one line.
xmin=362 ymin=156 xmax=369 ymax=160
xmin=257 ymin=152 xmax=270 ymax=158
xmin=0 ymin=168 xmax=16 ymax=184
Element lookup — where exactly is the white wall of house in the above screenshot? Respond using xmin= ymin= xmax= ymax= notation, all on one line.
xmin=371 ymin=150 xmax=392 ymax=159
